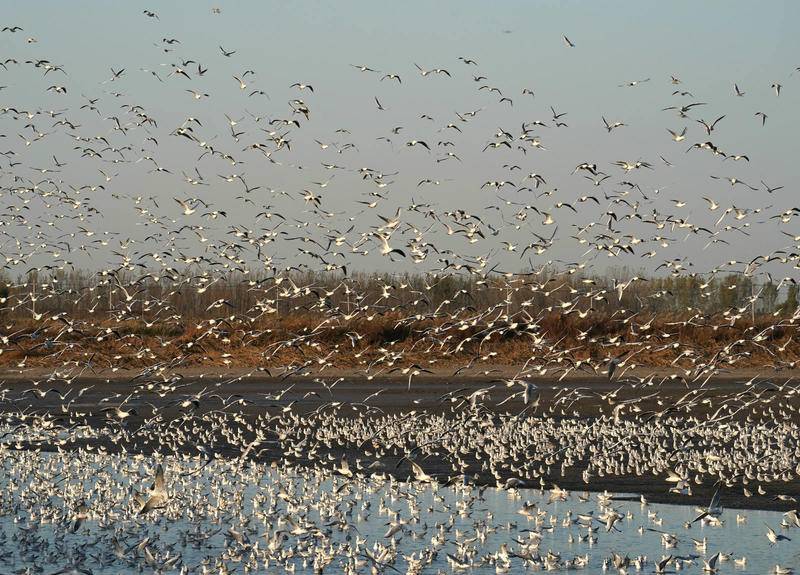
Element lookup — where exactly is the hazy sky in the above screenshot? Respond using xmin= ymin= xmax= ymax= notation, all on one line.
xmin=1 ymin=1 xmax=798 ymax=279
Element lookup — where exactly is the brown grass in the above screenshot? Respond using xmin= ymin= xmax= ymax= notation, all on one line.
xmin=2 ymin=309 xmax=798 ymax=372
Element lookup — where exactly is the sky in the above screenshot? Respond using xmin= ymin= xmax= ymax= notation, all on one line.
xmin=0 ymin=1 xmax=798 ymax=280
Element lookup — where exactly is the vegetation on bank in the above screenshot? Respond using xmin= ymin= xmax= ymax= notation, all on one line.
xmin=1 ymin=268 xmax=798 ymax=372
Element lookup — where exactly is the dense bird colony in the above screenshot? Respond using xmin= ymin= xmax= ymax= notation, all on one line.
xmin=1 ymin=6 xmax=800 ymax=574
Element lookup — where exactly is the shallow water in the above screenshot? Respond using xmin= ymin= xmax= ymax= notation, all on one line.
xmin=0 ymin=450 xmax=798 ymax=574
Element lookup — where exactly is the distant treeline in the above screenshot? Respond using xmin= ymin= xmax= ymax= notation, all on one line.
xmin=1 ymin=266 xmax=799 ymax=371
xmin=0 ymin=267 xmax=795 ymax=323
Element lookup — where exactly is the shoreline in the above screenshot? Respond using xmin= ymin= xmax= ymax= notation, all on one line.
xmin=3 ymin=364 xmax=800 ymax=382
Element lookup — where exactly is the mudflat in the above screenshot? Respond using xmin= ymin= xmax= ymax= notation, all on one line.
xmin=2 ymin=366 xmax=798 ymax=512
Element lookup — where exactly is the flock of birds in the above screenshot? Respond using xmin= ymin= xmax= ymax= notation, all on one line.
xmin=2 ymin=412 xmax=800 ymax=574
xmin=1 ymin=6 xmax=800 ymax=574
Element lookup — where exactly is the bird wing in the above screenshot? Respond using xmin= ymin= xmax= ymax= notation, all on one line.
xmin=152 ymin=463 xmax=165 ymax=494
